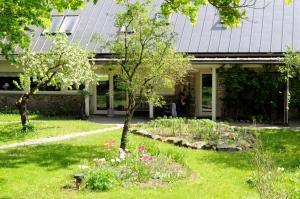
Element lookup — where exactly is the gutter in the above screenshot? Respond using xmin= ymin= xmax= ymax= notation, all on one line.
xmin=90 ymin=57 xmax=284 ymax=65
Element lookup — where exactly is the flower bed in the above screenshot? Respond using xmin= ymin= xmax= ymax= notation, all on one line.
xmin=131 ymin=117 xmax=256 ymax=151
xmin=65 ymin=139 xmax=188 ymax=192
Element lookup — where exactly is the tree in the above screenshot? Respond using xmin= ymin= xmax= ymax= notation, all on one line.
xmin=0 ymin=0 xmax=94 ymax=60
xmin=15 ymin=33 xmax=96 ymax=130
xmin=101 ymin=0 xmax=191 ymax=150
xmin=161 ymin=0 xmax=253 ymax=26
xmin=280 ymin=48 xmax=300 ymax=124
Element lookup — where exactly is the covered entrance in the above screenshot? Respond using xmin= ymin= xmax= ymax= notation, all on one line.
xmin=94 ymin=74 xmax=127 ymax=116
xmin=195 ymin=67 xmax=217 ymax=121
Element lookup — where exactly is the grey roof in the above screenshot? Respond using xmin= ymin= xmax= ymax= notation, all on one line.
xmin=29 ymin=0 xmax=300 ymax=55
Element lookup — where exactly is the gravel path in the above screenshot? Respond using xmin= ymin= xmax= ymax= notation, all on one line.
xmin=0 ymin=126 xmax=122 ymax=150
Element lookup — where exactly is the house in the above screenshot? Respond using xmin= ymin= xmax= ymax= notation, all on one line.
xmin=0 ymin=0 xmax=299 ymax=121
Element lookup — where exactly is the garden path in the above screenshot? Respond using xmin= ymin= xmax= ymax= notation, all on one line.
xmin=0 ymin=125 xmax=122 ymax=149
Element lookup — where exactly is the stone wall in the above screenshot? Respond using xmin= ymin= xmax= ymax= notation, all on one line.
xmin=0 ymin=93 xmax=85 ymax=116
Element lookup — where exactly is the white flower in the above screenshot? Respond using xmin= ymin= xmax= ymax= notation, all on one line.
xmin=78 ymin=165 xmax=89 ymax=170
xmin=99 ymin=158 xmax=106 ymax=162
xmin=119 ymin=148 xmax=126 ymax=159
xmin=116 ymin=158 xmax=121 ymax=162
xmin=277 ymin=167 xmax=285 ymax=172
xmin=110 ymin=159 xmax=116 ymax=163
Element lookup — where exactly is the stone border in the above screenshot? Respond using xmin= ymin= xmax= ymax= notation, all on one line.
xmin=130 ymin=128 xmax=251 ymax=152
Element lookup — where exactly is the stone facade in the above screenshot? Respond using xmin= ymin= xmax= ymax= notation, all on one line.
xmin=0 ymin=93 xmax=85 ymax=116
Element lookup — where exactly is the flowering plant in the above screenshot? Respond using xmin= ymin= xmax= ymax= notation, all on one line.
xmin=138 ymin=145 xmax=146 ymax=151
xmin=104 ymin=139 xmax=116 ymax=150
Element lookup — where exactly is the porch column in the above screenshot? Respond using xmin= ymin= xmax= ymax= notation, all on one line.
xmin=212 ymin=67 xmax=217 ymax=121
xmin=149 ymin=103 xmax=154 ymax=118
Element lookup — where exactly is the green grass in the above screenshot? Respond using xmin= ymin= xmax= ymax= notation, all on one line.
xmin=0 ymin=114 xmax=113 ymax=146
xmin=0 ymin=127 xmax=299 ymax=199
xmin=0 ymin=113 xmax=40 ymax=122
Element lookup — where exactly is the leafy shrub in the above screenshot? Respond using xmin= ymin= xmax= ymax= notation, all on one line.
xmin=165 ymin=149 xmax=185 ymax=164
xmin=218 ymin=65 xmax=285 ymax=121
xmin=150 ymin=154 xmax=186 ymax=182
xmin=79 ymin=142 xmax=188 ymax=191
xmin=140 ymin=117 xmax=241 ymax=143
xmin=85 ymin=168 xmax=116 ymax=191
xmin=249 ymin=140 xmax=300 ymax=199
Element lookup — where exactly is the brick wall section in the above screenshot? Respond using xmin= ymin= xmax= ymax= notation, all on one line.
xmin=0 ymin=94 xmax=85 ymax=116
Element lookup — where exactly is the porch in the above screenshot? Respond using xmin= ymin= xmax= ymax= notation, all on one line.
xmin=86 ymin=65 xmax=219 ymax=121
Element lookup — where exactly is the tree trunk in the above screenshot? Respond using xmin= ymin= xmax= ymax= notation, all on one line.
xmin=16 ymin=93 xmax=30 ymax=130
xmin=120 ymin=93 xmax=135 ymax=150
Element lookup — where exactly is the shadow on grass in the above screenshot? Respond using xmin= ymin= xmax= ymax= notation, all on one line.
xmin=0 ymin=123 xmax=58 ymax=143
xmin=0 ymin=144 xmax=100 ymax=170
xmin=200 ymin=129 xmax=300 ymax=171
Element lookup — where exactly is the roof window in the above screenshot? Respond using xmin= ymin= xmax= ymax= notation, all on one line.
xmin=42 ymin=15 xmax=79 ymax=35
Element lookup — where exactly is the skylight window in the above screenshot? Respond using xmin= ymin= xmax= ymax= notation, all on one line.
xmin=42 ymin=15 xmax=79 ymax=35
xmin=59 ymin=15 xmax=79 ymax=33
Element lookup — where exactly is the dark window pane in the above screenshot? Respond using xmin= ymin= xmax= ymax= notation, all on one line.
xmin=30 ymin=80 xmax=60 ymax=91
xmin=202 ymin=74 xmax=212 ymax=112
xmin=97 ymin=75 xmax=109 ymax=110
xmin=0 ymin=77 xmax=21 ymax=90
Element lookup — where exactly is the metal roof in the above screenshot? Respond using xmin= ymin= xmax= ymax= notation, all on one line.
xmin=29 ymin=0 xmax=300 ymax=55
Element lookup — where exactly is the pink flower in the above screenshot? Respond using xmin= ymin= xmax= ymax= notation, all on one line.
xmin=139 ymin=153 xmax=152 ymax=159
xmin=138 ymin=145 xmax=146 ymax=151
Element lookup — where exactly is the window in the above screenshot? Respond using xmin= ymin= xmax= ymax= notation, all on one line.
xmin=0 ymin=76 xmax=21 ymax=90
xmin=42 ymin=15 xmax=79 ymax=35
xmin=59 ymin=15 xmax=79 ymax=34
xmin=30 ymin=80 xmax=60 ymax=91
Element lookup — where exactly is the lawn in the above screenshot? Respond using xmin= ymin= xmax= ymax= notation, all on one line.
xmin=0 ymin=127 xmax=299 ymax=199
xmin=0 ymin=114 xmax=113 ymax=146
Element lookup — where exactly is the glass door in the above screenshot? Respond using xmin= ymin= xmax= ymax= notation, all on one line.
xmin=200 ymin=73 xmax=212 ymax=116
xmin=95 ymin=74 xmax=127 ymax=115
xmin=96 ymin=75 xmax=109 ymax=111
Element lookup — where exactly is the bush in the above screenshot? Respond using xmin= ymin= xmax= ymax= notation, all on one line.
xmin=140 ymin=117 xmax=236 ymax=142
xmin=249 ymin=140 xmax=300 ymax=199
xmin=85 ymin=168 xmax=116 ymax=191
xmin=165 ymin=149 xmax=185 ymax=164
xmin=79 ymin=142 xmax=188 ymax=191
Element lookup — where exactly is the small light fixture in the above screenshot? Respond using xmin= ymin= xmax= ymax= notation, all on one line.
xmin=73 ymin=173 xmax=84 ymax=189
xmin=118 ymin=25 xmax=135 ymax=34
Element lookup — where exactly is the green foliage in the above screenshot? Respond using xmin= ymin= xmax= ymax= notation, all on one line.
xmin=282 ymin=48 xmax=300 ymax=78
xmin=160 ymin=0 xmax=247 ymax=26
xmin=165 ymin=149 xmax=185 ymax=164
xmin=218 ymin=65 xmax=285 ymax=121
xmin=100 ymin=0 xmax=191 ymax=108
xmin=289 ymin=76 xmax=300 ymax=113
xmin=85 ymin=168 xmax=117 ymax=191
xmin=15 ymin=33 xmax=96 ymax=93
xmin=0 ymin=0 xmax=92 ymax=60
xmin=249 ymin=140 xmax=300 ymax=199
xmin=81 ymin=140 xmax=187 ymax=190
xmin=142 ymin=116 xmax=230 ymax=140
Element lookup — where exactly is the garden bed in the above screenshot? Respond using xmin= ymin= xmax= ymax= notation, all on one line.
xmin=131 ymin=117 xmax=256 ymax=151
xmin=65 ymin=139 xmax=188 ymax=192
